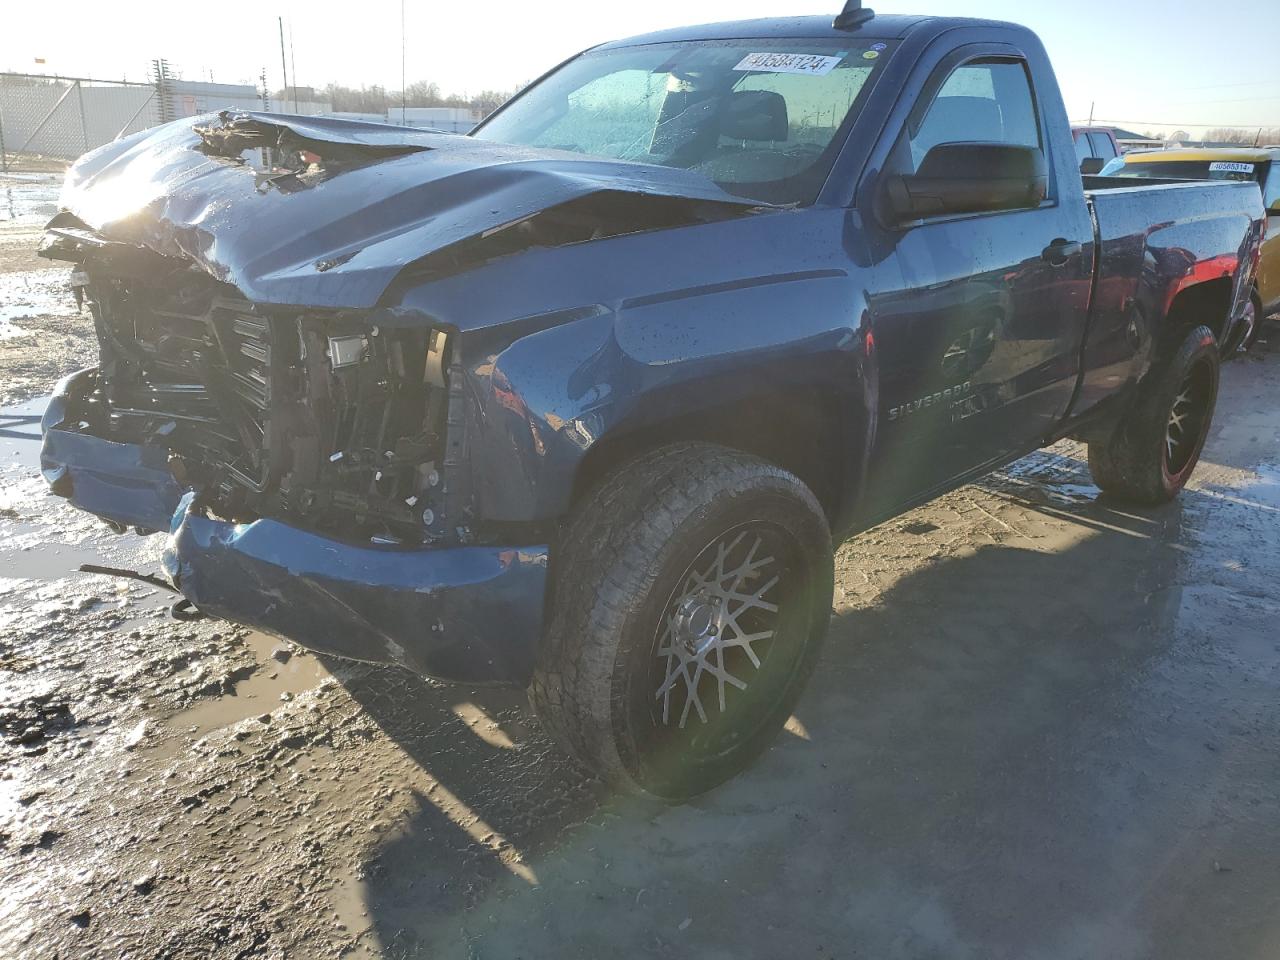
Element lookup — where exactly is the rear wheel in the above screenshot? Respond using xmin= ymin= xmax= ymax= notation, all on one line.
xmin=1088 ymin=324 xmax=1219 ymax=504
xmin=530 ymin=443 xmax=833 ymax=800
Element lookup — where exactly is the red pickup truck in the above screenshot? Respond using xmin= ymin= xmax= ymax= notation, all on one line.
xmin=1072 ymin=126 xmax=1122 ymax=172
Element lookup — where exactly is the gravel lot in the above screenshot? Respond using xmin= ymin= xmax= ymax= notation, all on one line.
xmin=2 ymin=172 xmax=1280 ymax=959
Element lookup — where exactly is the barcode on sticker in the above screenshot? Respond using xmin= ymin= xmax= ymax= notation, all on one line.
xmin=733 ymin=53 xmax=843 ymax=76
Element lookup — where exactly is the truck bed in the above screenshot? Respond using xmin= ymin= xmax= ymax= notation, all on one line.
xmin=1072 ymin=177 xmax=1264 ymax=414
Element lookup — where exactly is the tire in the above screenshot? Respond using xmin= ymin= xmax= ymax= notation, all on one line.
xmin=1239 ymin=290 xmax=1263 ymax=352
xmin=1087 ymin=324 xmax=1219 ymax=504
xmin=530 ymin=443 xmax=834 ymax=801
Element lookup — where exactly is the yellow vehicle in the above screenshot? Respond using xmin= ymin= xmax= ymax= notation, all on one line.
xmin=1100 ymin=148 xmax=1280 ymax=346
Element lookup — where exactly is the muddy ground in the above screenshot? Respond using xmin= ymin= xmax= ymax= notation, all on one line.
xmin=2 ymin=172 xmax=1280 ymax=959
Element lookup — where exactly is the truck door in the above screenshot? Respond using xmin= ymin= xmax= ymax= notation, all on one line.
xmin=863 ymin=51 xmax=1094 ymax=511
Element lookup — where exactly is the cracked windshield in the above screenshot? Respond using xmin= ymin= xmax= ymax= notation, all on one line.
xmin=476 ymin=40 xmax=889 ymax=202
xmin=3 ymin=0 xmax=1280 ymax=957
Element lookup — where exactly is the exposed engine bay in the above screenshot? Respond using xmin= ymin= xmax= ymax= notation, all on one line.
xmin=36 ymin=110 xmax=771 ymax=547
xmin=42 ymin=224 xmax=459 ymax=546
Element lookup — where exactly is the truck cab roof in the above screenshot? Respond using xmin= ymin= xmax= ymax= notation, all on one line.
xmin=593 ymin=14 xmax=1023 ymax=49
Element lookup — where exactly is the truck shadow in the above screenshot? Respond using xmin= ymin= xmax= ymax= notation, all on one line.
xmin=314 ymin=652 xmax=610 ymax=953
xmin=332 ymin=474 xmax=1224 ymax=957
xmin=0 ymin=411 xmax=41 ymax=443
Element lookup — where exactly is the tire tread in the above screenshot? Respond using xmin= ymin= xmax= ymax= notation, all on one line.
xmin=529 ymin=442 xmax=830 ymax=796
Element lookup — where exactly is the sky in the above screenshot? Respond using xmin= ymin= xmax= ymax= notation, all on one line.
xmin=2 ymin=0 xmax=1278 ymax=137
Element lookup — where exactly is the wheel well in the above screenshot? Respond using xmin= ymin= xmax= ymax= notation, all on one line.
xmin=570 ymin=387 xmax=849 ymax=525
xmin=1165 ymin=277 xmax=1233 ymax=346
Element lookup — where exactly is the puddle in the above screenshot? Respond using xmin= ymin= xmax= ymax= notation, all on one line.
xmin=1 ymin=396 xmax=172 ymax=587
xmin=0 ymin=496 xmax=167 ymax=586
xmin=0 ymin=397 xmax=44 ymax=473
xmin=988 ymin=446 xmax=1100 ymax=505
xmin=0 ymin=269 xmax=73 ymax=334
xmin=0 ymin=172 xmax=63 ymax=225
xmin=168 ymin=631 xmax=330 ymax=738
xmin=0 ymin=523 xmax=119 ymax=580
xmin=1246 ymin=461 xmax=1280 ymax=508
xmin=1200 ymin=460 xmax=1280 ymax=514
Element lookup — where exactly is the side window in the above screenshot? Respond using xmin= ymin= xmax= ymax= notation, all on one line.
xmin=907 ymin=59 xmax=1041 ymax=170
xmin=1263 ymin=164 xmax=1280 ymax=211
xmin=1088 ymin=132 xmax=1117 ymax=160
xmin=1074 ymin=132 xmax=1092 ymax=164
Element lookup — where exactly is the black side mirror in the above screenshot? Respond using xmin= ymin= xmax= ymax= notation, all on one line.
xmin=1080 ymin=157 xmax=1105 ymax=175
xmin=885 ymin=142 xmax=1048 ymax=222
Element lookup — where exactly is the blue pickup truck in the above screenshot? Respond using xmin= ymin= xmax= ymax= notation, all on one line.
xmin=37 ymin=5 xmax=1264 ymax=798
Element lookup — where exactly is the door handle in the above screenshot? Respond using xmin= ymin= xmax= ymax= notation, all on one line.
xmin=1042 ymin=239 xmax=1082 ymax=266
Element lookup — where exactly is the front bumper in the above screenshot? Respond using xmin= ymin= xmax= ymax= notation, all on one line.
xmin=40 ymin=369 xmax=549 ymax=684
xmin=40 ymin=370 xmax=183 ymax=533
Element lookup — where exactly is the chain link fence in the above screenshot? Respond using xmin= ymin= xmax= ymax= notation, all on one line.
xmin=0 ymin=74 xmax=158 ymax=171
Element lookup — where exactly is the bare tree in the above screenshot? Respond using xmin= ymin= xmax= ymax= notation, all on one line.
xmin=1203 ymin=127 xmax=1280 ymax=145
xmin=312 ymin=83 xmax=392 ymax=114
xmin=472 ymin=89 xmax=513 ymax=118
xmin=403 ymin=81 xmax=444 ymax=107
xmin=273 ymin=79 xmax=520 ymax=119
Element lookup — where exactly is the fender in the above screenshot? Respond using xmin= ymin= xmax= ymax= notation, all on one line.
xmin=376 ymin=202 xmax=880 ymax=532
xmin=455 ymin=273 xmax=875 ymax=528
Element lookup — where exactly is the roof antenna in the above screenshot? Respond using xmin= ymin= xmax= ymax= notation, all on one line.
xmin=833 ymin=0 xmax=875 ymax=30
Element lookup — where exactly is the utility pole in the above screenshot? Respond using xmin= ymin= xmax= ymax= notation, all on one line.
xmin=278 ymin=17 xmax=290 ymax=115
xmin=260 ymin=67 xmax=273 ymax=169
xmin=152 ymin=59 xmax=174 ymax=124
xmin=288 ymin=20 xmax=299 ymax=113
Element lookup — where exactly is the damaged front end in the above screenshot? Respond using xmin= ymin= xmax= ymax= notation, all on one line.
xmin=42 ymin=225 xmax=458 ymax=545
xmin=38 ymin=222 xmax=546 ymax=684
xmin=36 ymin=109 xmax=767 ymax=681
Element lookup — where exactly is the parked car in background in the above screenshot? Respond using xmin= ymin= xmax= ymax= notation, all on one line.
xmin=1100 ymin=147 xmax=1280 ymax=347
xmin=1071 ymin=125 xmax=1121 ymax=172
xmin=38 ymin=6 xmax=1265 ymax=798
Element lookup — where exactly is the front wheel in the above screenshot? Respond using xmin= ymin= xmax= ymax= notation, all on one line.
xmin=530 ymin=443 xmax=834 ymax=801
xmin=1088 ymin=324 xmax=1220 ymax=504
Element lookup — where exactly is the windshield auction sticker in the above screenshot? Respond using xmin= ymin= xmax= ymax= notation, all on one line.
xmin=1209 ymin=161 xmax=1255 ymax=174
xmin=733 ymin=52 xmax=844 ymax=75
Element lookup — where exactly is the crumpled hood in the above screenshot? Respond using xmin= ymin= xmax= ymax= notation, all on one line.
xmin=55 ymin=111 xmax=763 ymax=309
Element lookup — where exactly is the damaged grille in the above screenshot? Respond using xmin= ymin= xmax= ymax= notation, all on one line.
xmin=66 ymin=257 xmax=454 ymax=544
